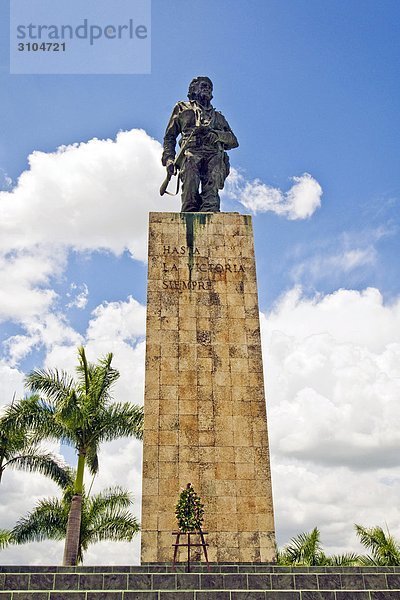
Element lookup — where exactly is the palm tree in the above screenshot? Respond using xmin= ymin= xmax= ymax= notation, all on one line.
xmin=11 ymin=474 xmax=139 ymax=564
xmin=278 ymin=527 xmax=327 ymax=566
xmin=355 ymin=524 xmax=400 ymax=566
xmin=278 ymin=528 xmax=360 ymax=566
xmin=0 ymin=402 xmax=69 ymax=487
xmin=0 ymin=530 xmax=11 ymax=550
xmin=9 ymin=346 xmax=143 ymax=566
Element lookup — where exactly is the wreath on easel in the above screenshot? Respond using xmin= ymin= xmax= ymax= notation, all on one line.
xmin=175 ymin=483 xmax=204 ymax=533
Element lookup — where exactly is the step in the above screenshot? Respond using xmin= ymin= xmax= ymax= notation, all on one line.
xmin=1 ymin=564 xmax=400 ymax=573
xmin=1 ymin=591 xmax=400 ymax=599
xmin=0 ymin=566 xmax=399 ymax=600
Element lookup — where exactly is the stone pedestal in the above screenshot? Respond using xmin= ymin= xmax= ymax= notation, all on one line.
xmin=141 ymin=212 xmax=276 ymax=563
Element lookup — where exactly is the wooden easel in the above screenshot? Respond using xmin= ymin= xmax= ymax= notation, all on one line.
xmin=172 ymin=529 xmax=210 ymax=572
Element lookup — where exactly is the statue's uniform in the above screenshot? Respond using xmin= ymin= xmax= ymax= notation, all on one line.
xmin=162 ymin=101 xmax=238 ymax=212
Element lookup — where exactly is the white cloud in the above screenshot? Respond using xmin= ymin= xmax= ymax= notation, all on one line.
xmin=44 ymin=296 xmax=146 ymax=406
xmin=66 ymin=283 xmax=89 ymax=310
xmin=291 ymin=245 xmax=378 ymax=286
xmin=86 ymin=296 xmax=146 ymax=343
xmin=0 ymin=130 xmax=175 ymax=362
xmin=85 ymin=306 xmax=146 ymax=405
xmin=273 ymin=461 xmax=400 ymax=554
xmin=0 ymin=362 xmax=25 ymax=409
xmin=0 ymin=130 xmax=177 ymax=339
xmin=264 ymin=286 xmax=400 ymax=351
xmin=261 ymin=287 xmax=400 ymax=550
xmin=338 ymin=248 xmax=377 ymax=271
xmin=4 ymin=313 xmax=82 ymax=366
xmin=0 ymin=130 xmax=176 ymax=261
xmin=0 ymin=249 xmax=65 ymax=322
xmin=289 ymin=225 xmax=397 ymax=289
xmin=0 ymin=169 xmax=13 ymax=191
xmin=317 ymin=247 xmax=376 ymax=274
xmin=225 ymin=170 xmax=322 ymax=219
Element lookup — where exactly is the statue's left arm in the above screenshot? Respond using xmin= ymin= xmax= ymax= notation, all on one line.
xmin=214 ymin=113 xmax=239 ymax=150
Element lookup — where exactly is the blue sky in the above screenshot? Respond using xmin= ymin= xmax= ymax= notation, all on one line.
xmin=1 ymin=0 xmax=400 ymax=564
xmin=1 ymin=0 xmax=399 ymax=313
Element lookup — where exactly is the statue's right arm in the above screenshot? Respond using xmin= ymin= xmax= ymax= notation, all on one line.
xmin=161 ymin=104 xmax=181 ymax=166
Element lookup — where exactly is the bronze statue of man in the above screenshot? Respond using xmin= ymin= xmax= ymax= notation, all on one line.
xmin=161 ymin=77 xmax=238 ymax=212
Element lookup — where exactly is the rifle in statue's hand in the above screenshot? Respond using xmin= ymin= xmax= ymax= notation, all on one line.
xmin=159 ymin=128 xmax=197 ymax=196
xmin=159 ymin=164 xmax=175 ymax=196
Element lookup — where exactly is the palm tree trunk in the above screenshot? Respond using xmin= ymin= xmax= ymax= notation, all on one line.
xmin=62 ymin=493 xmax=82 ymax=565
xmin=63 ymin=451 xmax=85 ymax=566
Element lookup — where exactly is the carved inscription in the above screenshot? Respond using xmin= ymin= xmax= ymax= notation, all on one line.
xmin=163 ymin=245 xmax=200 ymax=255
xmin=161 ymin=246 xmax=245 ymax=292
xmin=163 ymin=262 xmax=245 ymax=274
xmin=162 ymin=280 xmax=212 ymax=291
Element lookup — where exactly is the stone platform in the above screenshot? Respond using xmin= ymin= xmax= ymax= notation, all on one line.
xmin=1 ymin=565 xmax=400 ymax=598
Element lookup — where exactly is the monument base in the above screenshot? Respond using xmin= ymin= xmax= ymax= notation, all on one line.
xmin=141 ymin=212 xmax=275 ymax=563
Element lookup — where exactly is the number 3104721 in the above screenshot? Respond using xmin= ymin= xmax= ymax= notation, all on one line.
xmin=18 ymin=42 xmax=66 ymax=51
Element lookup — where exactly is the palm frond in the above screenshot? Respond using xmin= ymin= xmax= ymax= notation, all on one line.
xmin=85 ymin=445 xmax=99 ymax=476
xmin=0 ymin=530 xmax=12 ymax=549
xmin=3 ymin=395 xmax=60 ymax=440
xmin=94 ymin=403 xmax=143 ymax=444
xmin=0 ymin=403 xmax=73 ymax=488
xmin=89 ymin=510 xmax=139 ymax=544
xmin=358 ymin=554 xmax=378 ymax=566
xmin=282 ymin=527 xmax=326 ymax=566
xmin=12 ymin=498 xmax=67 ymax=544
xmin=276 ymin=548 xmax=292 ymax=565
xmin=87 ymin=353 xmax=119 ymax=411
xmin=12 ymin=481 xmax=138 ymax=564
xmin=25 ymin=369 xmax=74 ymax=404
xmin=6 ymin=451 xmax=73 ymax=489
xmin=355 ymin=524 xmax=400 ymax=566
xmin=0 ymin=408 xmax=24 ymax=438
xmin=86 ymin=487 xmax=132 ymax=520
xmin=76 ymin=346 xmax=91 ymax=395
xmin=326 ymin=552 xmax=361 ymax=566
xmin=55 ymin=389 xmax=83 ymax=437
xmin=0 ymin=413 xmax=26 ymax=462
